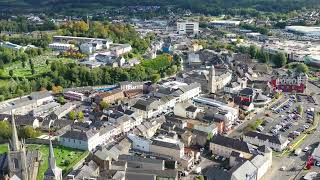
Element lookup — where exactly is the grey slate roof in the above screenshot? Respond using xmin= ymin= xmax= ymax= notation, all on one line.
xmin=118 ymin=154 xmax=164 ymax=164
xmin=61 ymin=129 xmax=98 ymax=141
xmin=211 ymin=135 xmax=251 ymax=154
xmin=151 ymin=140 xmax=181 ymax=150
xmin=244 ymin=131 xmax=288 ymax=145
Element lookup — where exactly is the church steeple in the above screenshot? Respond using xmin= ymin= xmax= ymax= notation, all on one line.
xmin=48 ymin=139 xmax=56 ymax=169
xmin=208 ymin=65 xmax=217 ymax=93
xmin=8 ymin=111 xmax=29 ymax=180
xmin=44 ymin=139 xmax=62 ymax=180
xmin=10 ymin=111 xmax=20 ymax=151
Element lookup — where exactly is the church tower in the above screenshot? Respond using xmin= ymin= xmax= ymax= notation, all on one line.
xmin=7 ymin=112 xmax=28 ymax=180
xmin=44 ymin=140 xmax=62 ymax=180
xmin=208 ymin=65 xmax=217 ymax=93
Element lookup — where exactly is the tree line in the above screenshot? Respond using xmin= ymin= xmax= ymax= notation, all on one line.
xmin=58 ymin=21 xmax=154 ymax=54
xmin=0 ymin=54 xmax=181 ymax=102
xmin=238 ymin=45 xmax=287 ymax=68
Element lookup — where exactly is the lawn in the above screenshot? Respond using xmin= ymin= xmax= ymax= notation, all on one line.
xmin=0 ymin=144 xmax=8 ymax=154
xmin=2 ymin=53 xmax=75 ymax=78
xmin=27 ymin=144 xmax=87 ymax=180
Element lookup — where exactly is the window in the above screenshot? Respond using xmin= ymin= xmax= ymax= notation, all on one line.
xmin=13 ymin=158 xmax=19 ymax=169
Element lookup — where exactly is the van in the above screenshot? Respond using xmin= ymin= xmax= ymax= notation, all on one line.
xmin=194 ymin=167 xmax=201 ymax=174
xmin=295 ymin=148 xmax=302 ymax=156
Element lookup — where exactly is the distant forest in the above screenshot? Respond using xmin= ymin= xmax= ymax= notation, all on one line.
xmin=0 ymin=0 xmax=319 ymax=14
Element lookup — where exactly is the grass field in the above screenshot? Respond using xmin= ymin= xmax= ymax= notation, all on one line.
xmin=0 ymin=144 xmax=8 ymax=154
xmin=2 ymin=54 xmax=75 ymax=78
xmin=26 ymin=144 xmax=87 ymax=180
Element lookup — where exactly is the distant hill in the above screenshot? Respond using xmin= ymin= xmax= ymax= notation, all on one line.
xmin=0 ymin=0 xmax=319 ymax=14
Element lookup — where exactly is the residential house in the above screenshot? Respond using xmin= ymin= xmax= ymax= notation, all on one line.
xmin=131 ymin=98 xmax=165 ymax=119
xmin=127 ymin=134 xmax=151 ymax=152
xmin=133 ymin=116 xmax=166 ymax=138
xmin=66 ymin=160 xmax=99 ymax=180
xmin=118 ymin=154 xmax=165 ymax=171
xmin=150 ymin=139 xmax=184 ymax=161
xmin=111 ymin=44 xmax=132 ymax=57
xmin=210 ymin=135 xmax=253 ymax=159
xmin=53 ymin=102 xmax=77 ymax=119
xmin=174 ymin=102 xmax=201 ymax=119
xmin=0 ymin=91 xmax=53 ymax=115
xmin=187 ymin=119 xmax=218 ymax=135
xmin=165 ymin=116 xmax=187 ymax=129
xmin=49 ymin=43 xmax=74 ymax=51
xmin=242 ymin=131 xmax=290 ymax=152
xmin=60 ymin=129 xmax=100 ymax=151
xmin=230 ymin=160 xmax=258 ymax=180
xmin=32 ymin=102 xmax=60 ymax=117
xmin=94 ymin=90 xmax=125 ymax=104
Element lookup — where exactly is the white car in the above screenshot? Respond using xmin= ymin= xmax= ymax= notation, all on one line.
xmin=303 ymin=147 xmax=310 ymax=152
xmin=316 ymin=162 xmax=320 ymax=167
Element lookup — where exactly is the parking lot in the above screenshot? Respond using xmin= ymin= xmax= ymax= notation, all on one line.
xmin=259 ymin=94 xmax=317 ymax=144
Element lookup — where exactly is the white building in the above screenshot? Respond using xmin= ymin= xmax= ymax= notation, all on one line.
xmin=127 ymin=134 xmax=151 ymax=152
xmin=49 ymin=43 xmax=74 ymax=51
xmin=243 ymin=131 xmax=290 ymax=152
xmin=80 ymin=40 xmax=111 ymax=55
xmin=119 ymin=81 xmax=144 ymax=90
xmin=32 ymin=101 xmax=60 ymax=116
xmin=210 ymin=20 xmax=241 ymax=28
xmin=187 ymin=53 xmax=201 ymax=64
xmin=1 ymin=42 xmax=24 ymax=51
xmin=311 ymin=143 xmax=320 ymax=162
xmin=111 ymin=44 xmax=132 ymax=57
xmin=193 ymin=97 xmax=239 ymax=122
xmin=53 ymin=102 xmax=77 ymax=119
xmin=99 ymin=125 xmax=117 ymax=144
xmin=177 ymin=21 xmax=199 ymax=35
xmin=251 ymin=146 xmax=273 ymax=180
xmin=172 ymin=82 xmax=201 ymax=102
xmin=60 ymin=129 xmax=101 ymax=151
xmin=285 ymin=26 xmax=320 ymax=37
xmin=0 ymin=91 xmax=53 ymax=115
xmin=131 ymin=99 xmax=165 ymax=119
xmin=174 ymin=102 xmax=202 ymax=119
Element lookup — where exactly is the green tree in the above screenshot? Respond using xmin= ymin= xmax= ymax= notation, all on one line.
xmin=273 ymin=52 xmax=287 ymax=68
xmin=296 ymin=63 xmax=309 ymax=73
xmin=99 ymin=101 xmax=109 ymax=110
xmin=258 ymin=51 xmax=269 ymax=63
xmin=46 ymin=59 xmax=50 ymax=66
xmin=0 ymin=60 xmax=4 ymax=69
xmin=22 ymin=126 xmax=39 ymax=138
xmin=297 ymin=105 xmax=303 ymax=115
xmin=16 ymin=89 xmax=24 ymax=97
xmin=0 ymin=121 xmax=11 ymax=140
xmin=249 ymin=45 xmax=259 ymax=59
xmin=57 ymin=96 xmax=66 ymax=104
xmin=9 ymin=69 xmax=14 ymax=77
xmin=68 ymin=111 xmax=76 ymax=120
xmin=31 ymin=67 xmax=36 ymax=75
xmin=77 ymin=111 xmax=84 ymax=121
xmin=0 ymin=95 xmax=5 ymax=102
xmin=151 ymin=73 xmax=161 ymax=83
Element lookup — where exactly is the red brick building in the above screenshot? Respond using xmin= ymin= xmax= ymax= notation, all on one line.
xmin=270 ymin=74 xmax=308 ymax=93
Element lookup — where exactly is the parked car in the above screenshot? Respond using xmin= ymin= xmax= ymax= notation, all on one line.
xmin=303 ymin=146 xmax=310 ymax=152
